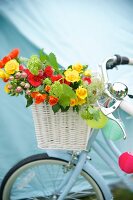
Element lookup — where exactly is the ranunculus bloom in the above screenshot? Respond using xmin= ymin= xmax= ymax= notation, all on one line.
xmin=51 ymin=74 xmax=63 ymax=83
xmin=84 ymin=69 xmax=92 ymax=77
xmin=64 ymin=69 xmax=80 ymax=82
xmin=4 ymin=59 xmax=19 ymax=74
xmin=35 ymin=93 xmax=47 ymax=104
xmin=45 ymin=85 xmax=51 ymax=92
xmin=72 ymin=63 xmax=83 ymax=73
xmin=0 ymin=60 xmax=4 ymax=68
xmin=0 ymin=69 xmax=10 ymax=81
xmin=2 ymin=56 xmax=11 ymax=65
xmin=76 ymin=86 xmax=87 ymax=99
xmin=82 ymin=77 xmax=91 ymax=84
xmin=8 ymin=48 xmax=20 ymax=59
xmin=77 ymin=97 xmax=86 ymax=105
xmin=4 ymin=83 xmax=10 ymax=93
xmin=28 ymin=73 xmax=42 ymax=87
xmin=44 ymin=66 xmax=54 ymax=77
xmin=49 ymin=96 xmax=59 ymax=106
xmin=70 ymin=98 xmax=78 ymax=106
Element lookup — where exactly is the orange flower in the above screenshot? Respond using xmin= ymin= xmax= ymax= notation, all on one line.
xmin=8 ymin=48 xmax=20 ymax=59
xmin=45 ymin=85 xmax=51 ymax=92
xmin=35 ymin=93 xmax=47 ymax=104
xmin=0 ymin=60 xmax=4 ymax=68
xmin=70 ymin=98 xmax=78 ymax=106
xmin=49 ymin=96 xmax=59 ymax=106
xmin=31 ymin=92 xmax=39 ymax=98
xmin=2 ymin=56 xmax=11 ymax=65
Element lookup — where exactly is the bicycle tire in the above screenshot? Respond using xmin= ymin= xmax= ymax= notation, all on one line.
xmin=0 ymin=153 xmax=105 ymax=200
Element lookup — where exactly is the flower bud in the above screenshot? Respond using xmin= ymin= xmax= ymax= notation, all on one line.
xmin=8 ymin=84 xmax=12 ymax=89
xmin=15 ymin=72 xmax=21 ymax=79
xmin=20 ymin=82 xmax=25 ymax=87
xmin=16 ymin=86 xmax=23 ymax=93
xmin=26 ymin=90 xmax=31 ymax=95
xmin=24 ymin=83 xmax=30 ymax=89
xmin=9 ymin=76 xmax=14 ymax=81
xmin=21 ymin=72 xmax=27 ymax=78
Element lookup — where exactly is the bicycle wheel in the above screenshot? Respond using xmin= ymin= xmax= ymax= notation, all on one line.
xmin=0 ymin=153 xmax=105 ymax=200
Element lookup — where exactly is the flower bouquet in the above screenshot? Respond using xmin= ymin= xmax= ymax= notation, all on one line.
xmin=0 ymin=49 xmax=106 ymax=150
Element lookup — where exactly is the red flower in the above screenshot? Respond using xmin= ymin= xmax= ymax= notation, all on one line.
xmin=82 ymin=77 xmax=91 ymax=84
xmin=49 ymin=96 xmax=59 ymax=106
xmin=8 ymin=48 xmax=20 ymax=59
xmin=43 ymin=66 xmax=54 ymax=77
xmin=64 ymin=79 xmax=71 ymax=85
xmin=51 ymin=74 xmax=63 ymax=83
xmin=45 ymin=85 xmax=51 ymax=92
xmin=28 ymin=73 xmax=42 ymax=87
xmin=19 ymin=65 xmax=25 ymax=71
xmin=35 ymin=93 xmax=47 ymax=104
xmin=2 ymin=56 xmax=11 ymax=65
xmin=0 ymin=60 xmax=4 ymax=68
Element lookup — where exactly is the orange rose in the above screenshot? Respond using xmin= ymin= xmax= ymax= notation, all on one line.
xmin=31 ymin=92 xmax=39 ymax=98
xmin=35 ymin=93 xmax=47 ymax=104
xmin=45 ymin=85 xmax=51 ymax=92
xmin=49 ymin=96 xmax=59 ymax=106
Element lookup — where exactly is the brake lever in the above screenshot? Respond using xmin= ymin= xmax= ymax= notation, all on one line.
xmin=97 ymin=95 xmax=127 ymax=139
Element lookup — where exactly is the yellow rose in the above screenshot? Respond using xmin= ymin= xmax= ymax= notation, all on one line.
xmin=0 ymin=69 xmax=10 ymax=80
xmin=70 ymin=98 xmax=78 ymax=106
xmin=64 ymin=69 xmax=80 ymax=82
xmin=4 ymin=83 xmax=10 ymax=93
xmin=76 ymin=86 xmax=87 ymax=99
xmin=77 ymin=97 xmax=86 ymax=105
xmin=5 ymin=59 xmax=19 ymax=74
xmin=84 ymin=69 xmax=92 ymax=77
xmin=0 ymin=69 xmax=5 ymax=79
xmin=72 ymin=63 xmax=83 ymax=73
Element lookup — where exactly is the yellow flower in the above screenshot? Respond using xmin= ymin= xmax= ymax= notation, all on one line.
xmin=0 ymin=69 xmax=5 ymax=79
xmin=5 ymin=59 xmax=19 ymax=74
xmin=77 ymin=97 xmax=86 ymax=105
xmin=64 ymin=69 xmax=80 ymax=82
xmin=70 ymin=98 xmax=78 ymax=106
xmin=72 ymin=63 xmax=83 ymax=73
xmin=4 ymin=83 xmax=10 ymax=93
xmin=76 ymin=86 xmax=87 ymax=99
xmin=0 ymin=69 xmax=10 ymax=80
xmin=84 ymin=69 xmax=92 ymax=77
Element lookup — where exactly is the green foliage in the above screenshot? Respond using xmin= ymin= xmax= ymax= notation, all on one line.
xmin=52 ymin=103 xmax=60 ymax=113
xmin=25 ymin=96 xmax=33 ymax=107
xmin=81 ymin=106 xmax=100 ymax=120
xmin=27 ymin=55 xmax=42 ymax=75
xmin=50 ymin=81 xmax=63 ymax=98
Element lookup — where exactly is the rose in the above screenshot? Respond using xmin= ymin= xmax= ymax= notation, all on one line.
xmin=49 ymin=96 xmax=59 ymax=106
xmin=43 ymin=66 xmax=54 ymax=77
xmin=76 ymin=86 xmax=87 ymax=99
xmin=72 ymin=63 xmax=83 ymax=73
xmin=64 ymin=69 xmax=80 ymax=82
xmin=4 ymin=59 xmax=19 ymax=74
xmin=34 ymin=93 xmax=47 ymax=104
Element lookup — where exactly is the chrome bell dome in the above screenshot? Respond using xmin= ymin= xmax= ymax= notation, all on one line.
xmin=108 ymin=82 xmax=128 ymax=100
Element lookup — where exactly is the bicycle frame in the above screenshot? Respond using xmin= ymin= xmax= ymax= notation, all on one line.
xmin=47 ymin=129 xmax=113 ymax=200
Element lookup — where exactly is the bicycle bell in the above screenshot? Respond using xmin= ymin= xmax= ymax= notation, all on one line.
xmin=108 ymin=82 xmax=128 ymax=100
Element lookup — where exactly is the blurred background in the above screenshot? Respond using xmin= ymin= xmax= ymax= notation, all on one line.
xmin=0 ymin=0 xmax=133 ymax=199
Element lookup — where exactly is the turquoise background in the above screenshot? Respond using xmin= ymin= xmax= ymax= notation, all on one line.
xmin=0 ymin=0 xmax=133 ymax=187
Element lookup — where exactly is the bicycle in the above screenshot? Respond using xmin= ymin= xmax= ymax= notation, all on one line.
xmin=0 ymin=54 xmax=133 ymax=200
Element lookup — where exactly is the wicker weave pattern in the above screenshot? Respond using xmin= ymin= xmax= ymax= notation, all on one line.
xmin=32 ymin=103 xmax=91 ymax=151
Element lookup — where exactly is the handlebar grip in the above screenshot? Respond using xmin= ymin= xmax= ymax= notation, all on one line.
xmin=114 ymin=54 xmax=129 ymax=65
xmin=106 ymin=55 xmax=129 ymax=70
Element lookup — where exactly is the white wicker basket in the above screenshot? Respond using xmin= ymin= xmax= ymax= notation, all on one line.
xmin=32 ymin=103 xmax=91 ymax=151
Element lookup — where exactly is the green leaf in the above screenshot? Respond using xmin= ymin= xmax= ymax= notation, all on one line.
xmin=48 ymin=53 xmax=59 ymax=72
xmin=52 ymin=103 xmax=60 ymax=113
xmin=60 ymin=106 xmax=70 ymax=112
xmin=26 ymin=96 xmax=33 ymax=107
xmin=39 ymin=49 xmax=48 ymax=62
xmin=62 ymin=84 xmax=76 ymax=99
xmin=59 ymin=95 xmax=70 ymax=108
xmin=50 ymin=82 xmax=63 ymax=98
